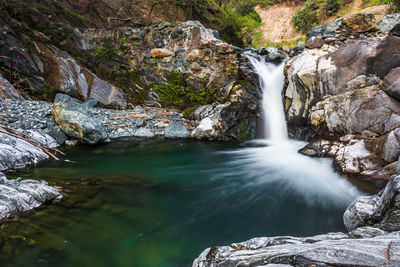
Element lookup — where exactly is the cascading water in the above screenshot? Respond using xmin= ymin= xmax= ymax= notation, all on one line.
xmin=214 ymin=53 xmax=361 ymax=205
xmin=247 ymin=56 xmax=287 ymax=141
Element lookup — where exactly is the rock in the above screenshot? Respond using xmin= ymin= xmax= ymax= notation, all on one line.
xmin=306 ymin=18 xmax=343 ymax=40
xmin=378 ymin=13 xmax=400 ymax=33
xmin=52 ymin=93 xmax=108 ymax=144
xmin=164 ymin=120 xmax=189 ymax=138
xmin=193 ymin=231 xmax=400 ymax=267
xmin=0 ymin=174 xmax=62 ymax=222
xmin=34 ymin=43 xmax=127 ymax=109
xmin=344 ymin=175 xmax=400 ymax=231
xmin=150 ymin=48 xmax=173 ymax=58
xmin=309 ymin=87 xmax=400 ymax=135
xmin=284 ymin=46 xmax=336 ymax=126
xmin=157 ymin=22 xmax=171 ymax=30
xmin=191 ymin=117 xmax=215 ymax=139
xmin=384 ymin=130 xmax=400 ymax=163
xmin=299 ymin=137 xmax=382 ymax=177
xmin=305 ymin=36 xmax=324 ymax=49
xmin=385 ymin=114 xmax=400 ymax=133
xmin=383 ymin=67 xmax=400 ymax=101
xmin=341 ymin=13 xmax=378 ymax=33
xmin=332 ymin=36 xmax=400 ymax=80
xmin=48 ymin=128 xmax=68 ymax=145
xmin=0 ymin=74 xmax=23 ymax=101
xmin=0 ymin=131 xmax=53 ymax=171
xmin=133 ymin=127 xmax=155 ymax=138
xmin=0 ymin=24 xmax=41 ymax=78
xmin=391 ymin=23 xmax=400 ymax=36
xmin=87 ymin=74 xmax=127 ymax=109
xmin=144 ymin=89 xmax=161 ymax=108
xmin=346 ymin=75 xmax=380 ymax=90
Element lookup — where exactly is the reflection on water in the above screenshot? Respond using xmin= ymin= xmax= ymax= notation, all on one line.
xmin=1 ymin=140 xmax=362 ymax=267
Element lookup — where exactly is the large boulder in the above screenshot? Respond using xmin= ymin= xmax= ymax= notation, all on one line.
xmin=285 ymin=36 xmax=400 ymax=127
xmin=344 ymin=175 xmax=400 ymax=231
xmin=52 ymin=93 xmax=108 ymax=144
xmin=34 ymin=43 xmax=127 ymax=109
xmin=309 ymin=86 xmax=400 ymax=135
xmin=0 ymin=173 xmax=62 ymax=222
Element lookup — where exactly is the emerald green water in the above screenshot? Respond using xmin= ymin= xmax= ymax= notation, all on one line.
xmin=1 ymin=140 xmax=364 ymax=267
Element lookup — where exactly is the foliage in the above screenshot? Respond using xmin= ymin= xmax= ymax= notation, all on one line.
xmin=325 ymin=0 xmax=339 ymax=15
xmin=292 ymin=0 xmax=320 ymax=33
xmin=91 ymin=37 xmax=118 ymax=59
xmin=151 ymin=71 xmax=218 ymax=116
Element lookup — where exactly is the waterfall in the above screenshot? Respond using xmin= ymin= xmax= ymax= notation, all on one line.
xmin=247 ymin=55 xmax=287 ymax=141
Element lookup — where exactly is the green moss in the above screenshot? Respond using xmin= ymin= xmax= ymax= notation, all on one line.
xmin=238 ymin=121 xmax=255 ymax=140
xmin=66 ymin=11 xmax=86 ymax=22
xmin=151 ymin=71 xmax=218 ymax=118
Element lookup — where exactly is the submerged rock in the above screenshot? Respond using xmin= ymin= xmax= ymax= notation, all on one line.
xmin=0 ymin=173 xmax=62 ymax=222
xmin=52 ymin=93 xmax=108 ymax=144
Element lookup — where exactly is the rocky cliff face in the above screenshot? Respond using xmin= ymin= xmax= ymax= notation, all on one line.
xmin=0 ymin=1 xmax=268 ymax=141
xmin=284 ymin=13 xmax=400 ymax=180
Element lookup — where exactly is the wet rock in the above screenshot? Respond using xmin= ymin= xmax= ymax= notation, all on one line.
xmin=193 ymin=231 xmax=400 ymax=267
xmin=164 ymin=120 xmax=189 ymax=138
xmin=0 ymin=74 xmax=23 ymax=101
xmin=383 ymin=67 xmax=400 ymax=101
xmin=344 ymin=175 xmax=400 ymax=231
xmin=191 ymin=117 xmax=215 ymax=139
xmin=299 ymin=137 xmax=382 ymax=177
xmin=52 ymin=93 xmax=108 ymax=144
xmin=0 ymin=173 xmax=62 ymax=222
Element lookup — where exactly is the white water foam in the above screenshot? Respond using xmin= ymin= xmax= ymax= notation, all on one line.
xmin=211 ymin=54 xmax=361 ymax=205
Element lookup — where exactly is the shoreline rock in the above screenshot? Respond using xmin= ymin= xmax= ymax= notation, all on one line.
xmin=0 ymin=172 xmax=62 ymax=223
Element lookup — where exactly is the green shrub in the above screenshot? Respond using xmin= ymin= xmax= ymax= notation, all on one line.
xmin=151 ymin=71 xmax=218 ymax=116
xmin=325 ymin=0 xmax=339 ymax=15
xmin=292 ymin=0 xmax=320 ymax=33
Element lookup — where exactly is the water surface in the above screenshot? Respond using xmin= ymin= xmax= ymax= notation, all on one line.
xmin=1 ymin=140 xmax=362 ymax=267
